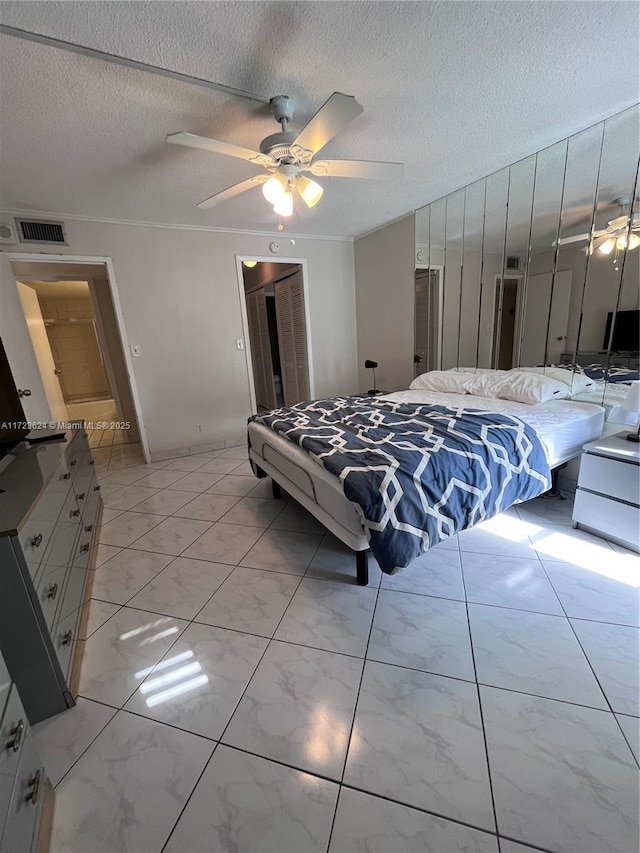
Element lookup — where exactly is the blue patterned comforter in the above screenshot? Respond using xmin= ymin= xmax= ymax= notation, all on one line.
xmin=249 ymin=397 xmax=551 ymax=574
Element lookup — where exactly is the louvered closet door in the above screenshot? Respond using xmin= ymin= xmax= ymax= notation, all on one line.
xmin=274 ymin=271 xmax=310 ymax=405
xmin=414 ymin=269 xmax=439 ymax=374
xmin=246 ymin=290 xmax=276 ymax=410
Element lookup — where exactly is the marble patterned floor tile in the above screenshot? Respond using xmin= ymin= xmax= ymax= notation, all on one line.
xmin=498 ymin=841 xmax=543 ymax=853
xmin=164 ymin=745 xmax=338 ymax=853
xmin=168 ymin=471 xmax=226 ymax=492
xmin=368 ymin=590 xmax=475 ymax=681
xmin=96 ymin=480 xmax=126 ymax=498
xmin=615 ymin=713 xmax=639 ymax=764
xmin=570 ymin=618 xmax=639 ymax=715
xmin=182 ymin=521 xmax=263 ymax=564
xmin=457 ymin=515 xmax=539 ymax=558
xmin=381 ymin=547 xmax=464 ymax=600
xmin=91 ymin=549 xmax=174 ymax=605
xmin=270 ymin=500 xmax=327 ymax=535
xmin=344 ymin=661 xmax=494 ymax=831
xmin=542 ymin=559 xmax=640 ymax=626
xmin=248 ymin=476 xmax=281 ymax=499
xmin=515 ymin=494 xmax=575 ymax=526
xmin=49 ymin=711 xmax=213 ymax=853
xmin=468 ymin=604 xmax=607 ymax=709
xmin=129 ymin=469 xmax=187 ymax=489
xmin=219 ymin=445 xmax=248 ymax=460
xmin=102 ymin=485 xmax=161 ymax=511
xmin=129 ymin=516 xmax=212 ymax=556
xmin=100 ymin=508 xmax=123 ymax=525
xmin=231 ymin=460 xmax=253 ymax=476
xmin=94 ymin=543 xmax=122 ymax=567
xmin=194 ymin=457 xmax=246 ymax=475
xmin=127 ymin=557 xmax=233 ymax=620
xmin=461 ymin=553 xmax=564 ymax=615
xmin=79 ymin=606 xmax=188 ymax=707
xmin=98 ymin=511 xmax=166 ymax=548
xmin=220 ymin=496 xmax=287 ymax=528
xmin=161 ymin=456 xmax=213 ymax=471
xmin=98 ymin=467 xmax=150 ymax=487
xmin=240 ymin=528 xmax=322 ymax=576
xmin=223 ymin=641 xmax=363 ymax=779
xmin=79 ymin=599 xmax=121 ymax=639
xmin=205 ymin=474 xmax=258 ymax=497
xmin=172 ymin=492 xmax=241 ymax=522
xmin=481 ymin=685 xmax=639 ymax=853
xmin=275 ymin=577 xmax=377 ymax=657
xmin=329 ymin=787 xmax=499 ymax=853
xmin=529 ymin=524 xmax=616 ymax=569
xmin=31 ymin=697 xmax=116 ymax=787
xmin=306 ymin=533 xmax=383 ymax=586
xmin=196 ymin=566 xmax=299 ymax=637
xmin=432 ymin=533 xmax=460 ymax=551
xmin=124 ymin=622 xmax=268 ymax=740
xmin=126 ymin=489 xmax=195 ymax=516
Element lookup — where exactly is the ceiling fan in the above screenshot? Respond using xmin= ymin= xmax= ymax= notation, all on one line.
xmin=555 ymin=198 xmax=640 ymax=256
xmin=167 ymin=92 xmax=404 ymax=215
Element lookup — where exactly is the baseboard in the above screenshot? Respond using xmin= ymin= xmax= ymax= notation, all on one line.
xmin=150 ymin=434 xmax=246 ymax=463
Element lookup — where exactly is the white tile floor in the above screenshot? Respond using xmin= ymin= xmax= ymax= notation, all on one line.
xmin=32 ymin=442 xmax=640 ymax=853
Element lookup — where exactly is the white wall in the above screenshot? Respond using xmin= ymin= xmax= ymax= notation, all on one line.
xmin=354 ymin=215 xmax=416 ymax=392
xmin=0 ymin=220 xmax=357 ymax=454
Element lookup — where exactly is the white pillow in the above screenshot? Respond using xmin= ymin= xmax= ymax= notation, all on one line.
xmin=516 ymin=366 xmax=595 ymax=394
xmin=488 ymin=371 xmax=571 ymax=404
xmin=409 ymin=371 xmax=475 ymax=393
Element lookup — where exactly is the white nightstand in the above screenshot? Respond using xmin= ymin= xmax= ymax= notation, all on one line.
xmin=573 ymin=432 xmax=640 ymax=552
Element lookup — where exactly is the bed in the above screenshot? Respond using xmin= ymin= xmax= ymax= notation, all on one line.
xmin=248 ymin=387 xmax=604 ymax=585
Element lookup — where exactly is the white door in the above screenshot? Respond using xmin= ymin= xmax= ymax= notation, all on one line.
xmin=520 ymin=270 xmax=572 ymax=365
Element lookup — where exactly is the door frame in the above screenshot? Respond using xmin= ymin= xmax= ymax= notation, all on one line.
xmin=235 ymin=256 xmax=315 ymax=412
xmin=5 ymin=253 xmax=150 ymax=462
xmin=415 ymin=263 xmax=444 ymax=371
xmin=492 ymin=274 xmax=524 ymax=369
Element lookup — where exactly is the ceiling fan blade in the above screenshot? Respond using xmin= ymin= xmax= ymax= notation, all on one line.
xmin=197 ymin=174 xmax=268 ymax=209
xmin=306 ymin=159 xmax=404 ymax=179
xmin=167 ymin=132 xmax=274 ymax=167
xmin=291 ymin=93 xmax=364 ymax=159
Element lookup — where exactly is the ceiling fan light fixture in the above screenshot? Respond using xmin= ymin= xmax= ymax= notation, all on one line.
xmin=262 ymin=174 xmax=287 ymax=205
xmin=616 ymin=232 xmax=640 ymax=251
xmin=273 ymin=191 xmax=294 ymax=217
xmin=297 ymin=175 xmax=323 ymax=208
xmin=598 ymin=237 xmax=617 ymax=255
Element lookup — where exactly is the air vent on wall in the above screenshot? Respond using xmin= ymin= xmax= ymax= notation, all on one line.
xmin=16 ymin=219 xmax=67 ymax=244
xmin=506 ymin=256 xmax=523 ymax=271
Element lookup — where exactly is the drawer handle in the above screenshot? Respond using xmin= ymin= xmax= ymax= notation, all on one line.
xmin=27 ymin=770 xmax=41 ymax=805
xmin=77 ymin=492 xmax=85 ymax=501
xmin=47 ymin=583 xmax=58 ymax=600
xmin=70 ymin=509 xmax=80 ymax=518
xmin=70 ymin=460 xmax=77 ymax=467
xmin=30 ymin=533 xmax=43 ymax=548
xmin=84 ymin=524 xmax=94 ymax=533
xmin=61 ymin=629 xmax=73 ymax=646
xmin=93 ymin=485 xmax=101 ymax=492
xmin=80 ymin=543 xmax=90 ymax=554
xmin=89 ymin=459 xmax=95 ymax=466
xmin=9 ymin=719 xmax=25 ymax=752
xmin=61 ymin=472 xmax=71 ymax=481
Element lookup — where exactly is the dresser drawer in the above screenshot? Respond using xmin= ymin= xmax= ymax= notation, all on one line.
xmin=0 ymin=686 xmax=29 ymax=836
xmin=0 ymin=737 xmax=45 ymax=853
xmin=34 ymin=562 xmax=69 ymax=632
xmin=52 ymin=609 xmax=79 ymax=680
xmin=57 ymin=536 xmax=93 ymax=623
xmin=578 ymin=453 xmax=640 ymax=505
xmin=574 ymin=489 xmax=640 ymax=551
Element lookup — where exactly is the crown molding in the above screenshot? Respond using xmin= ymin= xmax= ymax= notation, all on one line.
xmin=0 ymin=208 xmax=353 ymax=243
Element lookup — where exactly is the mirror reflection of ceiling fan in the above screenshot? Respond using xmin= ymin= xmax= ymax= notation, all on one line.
xmin=554 ymin=197 xmax=640 ymax=256
xmin=167 ymin=92 xmax=404 ymax=215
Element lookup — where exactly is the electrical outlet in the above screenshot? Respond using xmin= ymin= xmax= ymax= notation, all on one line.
xmin=131 ymin=344 xmax=141 ymax=357
xmin=196 ymin=425 xmax=203 ymax=434
xmin=236 ymin=339 xmax=244 ymax=351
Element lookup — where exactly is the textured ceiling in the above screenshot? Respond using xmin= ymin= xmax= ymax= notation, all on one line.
xmin=1 ymin=1 xmax=638 ymax=239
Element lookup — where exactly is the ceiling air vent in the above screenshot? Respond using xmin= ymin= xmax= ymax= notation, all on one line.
xmin=505 ymin=256 xmax=522 ymax=271
xmin=16 ymin=219 xmax=67 ymax=244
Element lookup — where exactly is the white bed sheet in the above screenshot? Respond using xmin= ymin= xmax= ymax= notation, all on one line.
xmin=248 ymin=391 xmax=605 ymax=500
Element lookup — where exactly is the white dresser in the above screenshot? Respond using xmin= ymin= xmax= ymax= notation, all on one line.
xmin=573 ymin=432 xmax=640 ymax=552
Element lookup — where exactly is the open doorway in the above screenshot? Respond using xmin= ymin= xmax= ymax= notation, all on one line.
xmin=414 ymin=267 xmax=442 ymax=375
xmin=492 ymin=275 xmax=523 ymax=370
xmin=8 ymin=257 xmax=147 ymax=458
xmin=239 ymin=260 xmax=312 ymax=412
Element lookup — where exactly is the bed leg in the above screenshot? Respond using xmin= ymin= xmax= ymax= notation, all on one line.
xmin=271 ymin=479 xmax=283 ymax=500
xmin=356 ymin=550 xmax=369 ymax=586
xmin=546 ymin=465 xmax=567 ymax=500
